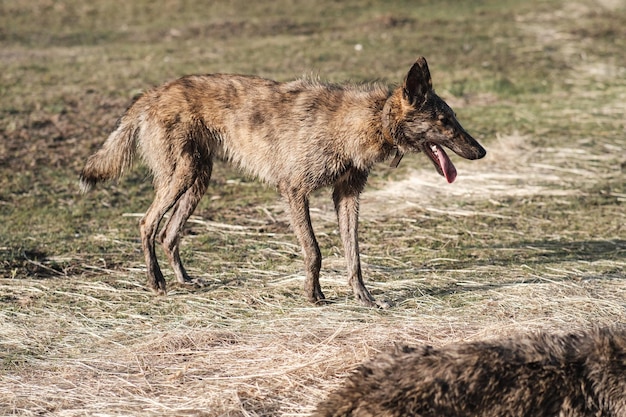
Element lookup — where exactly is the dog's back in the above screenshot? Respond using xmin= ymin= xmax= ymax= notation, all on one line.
xmin=313 ymin=327 xmax=626 ymax=417
xmin=126 ymin=74 xmax=390 ymax=191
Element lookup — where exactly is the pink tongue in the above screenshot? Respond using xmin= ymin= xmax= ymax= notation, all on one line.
xmin=433 ymin=144 xmax=457 ymax=183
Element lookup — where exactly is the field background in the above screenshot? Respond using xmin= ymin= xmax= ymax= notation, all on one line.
xmin=1 ymin=0 xmax=625 ymax=415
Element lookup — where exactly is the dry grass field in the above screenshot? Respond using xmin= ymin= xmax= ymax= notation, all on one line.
xmin=1 ymin=0 xmax=624 ymax=415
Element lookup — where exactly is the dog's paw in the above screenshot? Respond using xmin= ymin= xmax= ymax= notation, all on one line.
xmin=374 ymin=298 xmax=392 ymax=309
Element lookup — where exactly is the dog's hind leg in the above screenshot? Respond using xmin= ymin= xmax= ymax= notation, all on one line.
xmin=158 ymin=159 xmax=212 ymax=284
xmin=140 ymin=161 xmax=198 ymax=295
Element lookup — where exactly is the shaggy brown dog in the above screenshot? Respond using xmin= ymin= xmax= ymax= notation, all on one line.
xmin=313 ymin=326 xmax=626 ymax=416
xmin=79 ymin=57 xmax=485 ymax=307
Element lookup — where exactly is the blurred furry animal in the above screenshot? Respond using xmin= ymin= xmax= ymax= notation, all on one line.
xmin=79 ymin=57 xmax=485 ymax=306
xmin=313 ymin=326 xmax=626 ymax=417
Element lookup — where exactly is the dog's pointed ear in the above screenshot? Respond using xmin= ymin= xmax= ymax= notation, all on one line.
xmin=403 ymin=57 xmax=432 ymax=105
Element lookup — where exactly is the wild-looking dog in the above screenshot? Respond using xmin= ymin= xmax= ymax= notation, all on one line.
xmin=80 ymin=57 xmax=486 ymax=307
xmin=313 ymin=326 xmax=626 ymax=416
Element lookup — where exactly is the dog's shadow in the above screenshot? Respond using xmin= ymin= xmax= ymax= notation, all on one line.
xmin=372 ymin=238 xmax=625 ymax=306
xmin=471 ymin=238 xmax=625 ymax=268
xmin=169 ymin=238 xmax=625 ymax=304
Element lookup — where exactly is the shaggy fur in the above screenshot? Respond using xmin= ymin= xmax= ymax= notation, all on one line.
xmin=313 ymin=326 xmax=626 ymax=416
xmin=80 ymin=57 xmax=485 ymax=306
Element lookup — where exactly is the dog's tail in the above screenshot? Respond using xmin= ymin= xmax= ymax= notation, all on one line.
xmin=79 ymin=101 xmax=141 ymax=193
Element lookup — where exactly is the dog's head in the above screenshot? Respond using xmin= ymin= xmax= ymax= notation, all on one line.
xmin=385 ymin=57 xmax=486 ymax=183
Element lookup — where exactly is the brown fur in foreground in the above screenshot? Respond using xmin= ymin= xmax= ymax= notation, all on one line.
xmin=79 ymin=57 xmax=485 ymax=306
xmin=313 ymin=326 xmax=626 ymax=416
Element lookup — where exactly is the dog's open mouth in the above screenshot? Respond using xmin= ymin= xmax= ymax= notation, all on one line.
xmin=424 ymin=142 xmax=457 ymax=184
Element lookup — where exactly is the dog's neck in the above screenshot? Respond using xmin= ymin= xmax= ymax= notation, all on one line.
xmin=381 ymin=95 xmax=404 ymax=168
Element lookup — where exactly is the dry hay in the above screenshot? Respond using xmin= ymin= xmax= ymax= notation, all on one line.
xmin=3 ymin=275 xmax=625 ymax=416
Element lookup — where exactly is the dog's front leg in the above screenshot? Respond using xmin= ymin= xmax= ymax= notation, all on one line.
xmin=281 ymin=187 xmax=325 ymax=304
xmin=333 ymin=171 xmax=388 ymax=308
